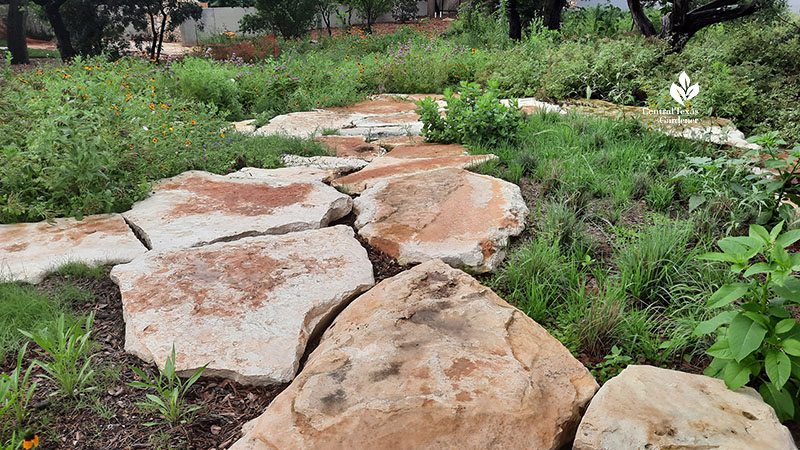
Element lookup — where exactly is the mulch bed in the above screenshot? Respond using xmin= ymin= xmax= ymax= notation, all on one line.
xmin=2 ymin=273 xmax=286 ymax=450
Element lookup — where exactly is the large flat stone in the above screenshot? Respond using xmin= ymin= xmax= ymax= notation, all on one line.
xmin=255 ymin=110 xmax=359 ymax=138
xmin=281 ymin=154 xmax=368 ymax=172
xmin=354 ymin=168 xmax=528 ymax=272
xmin=314 ymin=136 xmax=383 ymax=160
xmin=331 ymin=153 xmax=496 ymax=194
xmin=227 ymin=166 xmax=342 ymax=184
xmin=0 ymin=214 xmax=147 ymax=284
xmin=110 ymin=226 xmax=374 ymax=386
xmin=232 ymin=260 xmax=598 ymax=450
xmin=123 ymin=171 xmax=351 ymax=250
xmin=573 ymin=365 xmax=797 ymax=450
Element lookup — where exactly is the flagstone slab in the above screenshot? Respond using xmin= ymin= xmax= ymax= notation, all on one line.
xmin=354 ymin=168 xmax=528 ymax=272
xmin=0 ymin=214 xmax=147 ymax=284
xmin=281 ymin=154 xmax=368 ymax=172
xmin=227 ymin=167 xmax=342 ymax=184
xmin=123 ymin=171 xmax=351 ymax=250
xmin=255 ymin=110 xmax=359 ymax=138
xmin=331 ymin=152 xmax=496 ymax=195
xmin=573 ymin=365 xmax=796 ymax=450
xmin=313 ymin=136 xmax=383 ymax=160
xmin=231 ymin=260 xmax=597 ymax=450
xmin=111 ymin=225 xmax=375 ymax=386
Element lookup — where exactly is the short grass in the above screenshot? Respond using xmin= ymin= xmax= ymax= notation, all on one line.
xmin=0 ymin=42 xmax=60 ymax=59
xmin=479 ymin=110 xmax=743 ymax=368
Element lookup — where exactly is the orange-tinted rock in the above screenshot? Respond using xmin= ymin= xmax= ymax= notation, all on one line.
xmin=231 ymin=260 xmax=597 ymax=450
xmin=384 ymin=143 xmax=467 ymax=159
xmin=328 ymin=97 xmax=419 ymax=115
xmin=375 ymin=135 xmax=426 ymax=148
xmin=331 ymin=154 xmax=496 ymax=194
xmin=0 ymin=214 xmax=147 ymax=284
xmin=353 ymin=168 xmax=527 ymax=272
xmin=574 ymin=365 xmax=796 ymax=450
xmin=256 ymin=110 xmax=356 ymax=138
xmin=314 ymin=136 xmax=383 ymax=160
xmin=123 ymin=171 xmax=351 ymax=250
xmin=111 ymin=226 xmax=374 ymax=386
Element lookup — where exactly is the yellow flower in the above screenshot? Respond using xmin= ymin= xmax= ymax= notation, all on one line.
xmin=22 ymin=434 xmax=39 ymax=449
xmin=191 ymin=120 xmax=197 ymax=125
xmin=152 ymin=138 xmax=158 ymax=143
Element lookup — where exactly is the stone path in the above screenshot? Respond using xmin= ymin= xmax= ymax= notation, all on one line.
xmin=0 ymin=95 xmax=792 ymax=448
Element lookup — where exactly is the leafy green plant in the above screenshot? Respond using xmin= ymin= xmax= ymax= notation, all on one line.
xmin=747 ymin=132 xmax=800 ymax=224
xmin=696 ymin=221 xmax=800 ymax=420
xmin=0 ymin=344 xmax=38 ymax=431
xmin=129 ymin=346 xmax=206 ymax=426
xmin=591 ymin=345 xmax=633 ymax=383
xmin=20 ymin=313 xmax=96 ymax=399
xmin=416 ymin=81 xmax=526 ymax=147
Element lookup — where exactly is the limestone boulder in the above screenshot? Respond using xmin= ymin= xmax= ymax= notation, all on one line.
xmin=354 ymin=168 xmax=527 ymax=272
xmin=314 ymin=136 xmax=383 ymax=160
xmin=110 ymin=226 xmax=374 ymax=386
xmin=232 ymin=260 xmax=598 ymax=450
xmin=123 ymin=171 xmax=351 ymax=250
xmin=0 ymin=214 xmax=147 ymax=284
xmin=573 ymin=365 xmax=797 ymax=450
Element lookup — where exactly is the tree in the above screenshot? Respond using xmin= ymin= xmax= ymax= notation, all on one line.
xmin=346 ymin=0 xmax=394 ymax=32
xmin=7 ymin=0 xmax=30 ymax=64
xmin=241 ymin=0 xmax=320 ymax=38
xmin=506 ymin=0 xmax=567 ymax=40
xmin=30 ymin=0 xmax=75 ymax=60
xmin=628 ymin=0 xmax=761 ymax=50
xmin=318 ymin=0 xmax=338 ymax=36
xmin=127 ymin=0 xmax=202 ymax=60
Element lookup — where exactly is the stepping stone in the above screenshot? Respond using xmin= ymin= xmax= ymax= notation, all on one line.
xmin=110 ymin=225 xmax=375 ymax=386
xmin=574 ymin=365 xmax=796 ymax=450
xmin=331 ymin=147 xmax=496 ymax=194
xmin=353 ymin=168 xmax=527 ymax=272
xmin=0 ymin=214 xmax=147 ymax=284
xmin=328 ymin=97 xmax=419 ymax=116
xmin=281 ymin=154 xmax=368 ymax=172
xmin=313 ymin=136 xmax=383 ymax=160
xmin=232 ymin=260 xmax=598 ymax=450
xmin=232 ymin=119 xmax=257 ymax=134
xmin=376 ymin=135 xmax=426 ymax=148
xmin=123 ymin=171 xmax=351 ymax=250
xmin=256 ymin=110 xmax=357 ymax=138
xmin=228 ymin=167 xmax=343 ymax=184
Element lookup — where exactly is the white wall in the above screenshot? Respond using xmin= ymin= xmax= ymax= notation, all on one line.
xmin=180 ymin=2 xmax=429 ymax=45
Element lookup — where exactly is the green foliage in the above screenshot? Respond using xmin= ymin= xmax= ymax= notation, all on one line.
xmin=241 ymin=0 xmax=321 ymax=37
xmin=697 ymin=222 xmax=800 ymax=420
xmin=416 ymin=81 xmax=526 ymax=147
xmin=129 ymin=346 xmax=206 ymax=426
xmin=20 ymin=313 xmax=97 ymax=399
xmin=0 ymin=344 xmax=38 ymax=431
xmin=591 ymin=345 xmax=633 ymax=383
xmin=747 ymin=132 xmax=800 ymax=224
xmin=345 ymin=0 xmax=395 ymax=32
xmin=0 ymin=283 xmax=69 ymax=363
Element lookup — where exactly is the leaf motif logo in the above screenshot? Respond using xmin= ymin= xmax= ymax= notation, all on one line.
xmin=670 ymin=71 xmax=700 ymax=106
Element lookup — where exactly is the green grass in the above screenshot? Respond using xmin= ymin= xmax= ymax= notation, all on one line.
xmin=0 ymin=42 xmax=60 ymax=59
xmin=0 ymin=283 xmax=70 ymax=363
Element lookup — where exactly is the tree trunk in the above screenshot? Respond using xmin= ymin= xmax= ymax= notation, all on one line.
xmin=507 ymin=0 xmax=521 ymax=40
xmin=43 ymin=1 xmax=75 ymax=60
xmin=627 ymin=0 xmax=657 ymax=36
xmin=542 ymin=0 xmax=566 ymax=31
xmin=659 ymin=0 xmax=758 ymax=51
xmin=8 ymin=0 xmax=29 ymax=65
xmin=156 ymin=8 xmax=168 ymax=60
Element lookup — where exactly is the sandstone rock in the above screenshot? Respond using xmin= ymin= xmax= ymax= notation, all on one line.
xmin=509 ymin=98 xmax=566 ymax=115
xmin=281 ymin=154 xmax=368 ymax=172
xmin=383 ymin=142 xmax=467 ymax=159
xmin=0 ymin=214 xmax=147 ymax=284
xmin=232 ymin=260 xmax=598 ymax=450
xmin=328 ymin=97 xmax=419 ymax=115
xmin=255 ymin=110 xmax=357 ymax=138
xmin=375 ymin=135 xmax=426 ymax=148
xmin=313 ymin=136 xmax=383 ymax=160
xmin=573 ymin=365 xmax=797 ymax=450
xmin=331 ymin=153 xmax=496 ymax=194
xmin=232 ymin=119 xmax=257 ymax=134
xmin=227 ymin=166 xmax=341 ymax=184
xmin=354 ymin=168 xmax=527 ymax=272
xmin=123 ymin=171 xmax=351 ymax=250
xmin=338 ymin=122 xmax=424 ymax=139
xmin=110 ymin=226 xmax=374 ymax=386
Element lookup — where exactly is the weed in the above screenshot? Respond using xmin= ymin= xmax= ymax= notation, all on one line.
xmin=0 ymin=344 xmax=38 ymax=431
xmin=129 ymin=346 xmax=206 ymax=426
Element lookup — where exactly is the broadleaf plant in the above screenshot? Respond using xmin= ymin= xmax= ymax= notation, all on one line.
xmin=696 ymin=221 xmax=800 ymax=421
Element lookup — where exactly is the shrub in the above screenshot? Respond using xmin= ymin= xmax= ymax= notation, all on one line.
xmin=416 ymin=81 xmax=526 ymax=147
xmin=0 ymin=344 xmax=38 ymax=430
xmin=697 ymin=222 xmax=800 ymax=421
xmin=241 ymin=0 xmax=320 ymax=38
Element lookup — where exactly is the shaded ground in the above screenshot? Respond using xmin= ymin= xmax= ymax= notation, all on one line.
xmin=1 ymin=272 xmax=285 ymax=450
